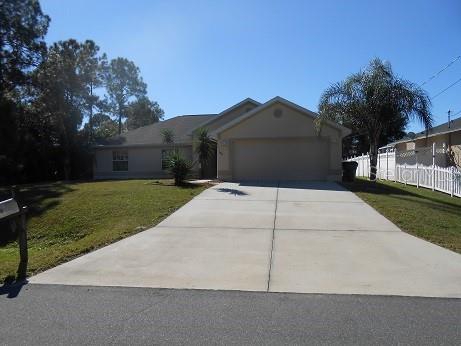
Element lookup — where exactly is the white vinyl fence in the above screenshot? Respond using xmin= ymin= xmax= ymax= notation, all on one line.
xmin=346 ymin=143 xmax=461 ymax=198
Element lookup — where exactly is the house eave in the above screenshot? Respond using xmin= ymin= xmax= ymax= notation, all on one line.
xmin=383 ymin=127 xmax=461 ymax=149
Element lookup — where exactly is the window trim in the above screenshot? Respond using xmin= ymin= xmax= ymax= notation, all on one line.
xmin=112 ymin=150 xmax=128 ymax=172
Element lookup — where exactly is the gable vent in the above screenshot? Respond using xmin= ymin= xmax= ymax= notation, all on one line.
xmin=274 ymin=108 xmax=283 ymax=118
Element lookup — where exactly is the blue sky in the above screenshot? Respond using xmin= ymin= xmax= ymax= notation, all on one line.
xmin=41 ymin=0 xmax=461 ymax=132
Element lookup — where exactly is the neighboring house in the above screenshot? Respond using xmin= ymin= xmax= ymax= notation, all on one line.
xmin=383 ymin=116 xmax=461 ymax=168
xmin=93 ymin=96 xmax=351 ymax=181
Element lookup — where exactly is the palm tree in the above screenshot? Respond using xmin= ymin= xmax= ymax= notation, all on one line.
xmin=160 ymin=128 xmax=174 ymax=144
xmin=194 ymin=127 xmax=216 ymax=178
xmin=318 ymin=58 xmax=432 ymax=180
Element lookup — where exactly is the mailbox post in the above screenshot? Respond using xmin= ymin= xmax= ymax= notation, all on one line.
xmin=0 ymin=187 xmax=28 ymax=280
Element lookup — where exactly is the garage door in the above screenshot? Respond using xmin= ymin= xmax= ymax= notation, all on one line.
xmin=231 ymin=138 xmax=330 ymax=181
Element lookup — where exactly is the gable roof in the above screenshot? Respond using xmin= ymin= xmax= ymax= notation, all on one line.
xmin=95 ymin=114 xmax=216 ymax=148
xmin=210 ymin=96 xmax=351 ymax=137
xmin=387 ymin=116 xmax=461 ymax=147
xmin=187 ymin=97 xmax=261 ymax=134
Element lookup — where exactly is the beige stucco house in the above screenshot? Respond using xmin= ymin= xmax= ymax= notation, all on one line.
xmin=93 ymin=96 xmax=351 ymax=181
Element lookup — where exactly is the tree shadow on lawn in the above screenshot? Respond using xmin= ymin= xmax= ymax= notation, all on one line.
xmin=342 ymin=179 xmax=461 ymax=216
xmin=0 ymin=182 xmax=74 ymax=246
xmin=0 ymin=182 xmax=74 ymax=216
xmin=147 ymin=180 xmax=204 ymax=189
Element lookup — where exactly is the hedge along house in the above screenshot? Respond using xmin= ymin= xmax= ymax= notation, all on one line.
xmin=93 ymin=97 xmax=351 ymax=181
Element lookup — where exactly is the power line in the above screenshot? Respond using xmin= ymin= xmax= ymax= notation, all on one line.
xmin=431 ymin=76 xmax=461 ymax=99
xmin=452 ymin=109 xmax=461 ymax=117
xmin=420 ymin=55 xmax=461 ymax=87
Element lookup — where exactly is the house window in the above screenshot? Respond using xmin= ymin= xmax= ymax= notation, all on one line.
xmin=112 ymin=150 xmax=128 ymax=171
xmin=161 ymin=149 xmax=174 ymax=170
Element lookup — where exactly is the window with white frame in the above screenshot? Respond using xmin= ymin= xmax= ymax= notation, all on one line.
xmin=161 ymin=149 xmax=174 ymax=170
xmin=112 ymin=150 xmax=128 ymax=171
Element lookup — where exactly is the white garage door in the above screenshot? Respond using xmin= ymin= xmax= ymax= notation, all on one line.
xmin=231 ymin=138 xmax=330 ymax=181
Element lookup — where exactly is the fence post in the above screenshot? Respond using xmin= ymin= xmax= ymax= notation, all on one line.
xmin=386 ymin=149 xmax=389 ymax=180
xmin=394 ymin=150 xmax=397 ymax=182
xmin=416 ymin=151 xmax=419 ymax=188
xmin=432 ymin=143 xmax=435 ymax=191
xmin=404 ymin=163 xmax=407 ymax=185
xmin=451 ymin=167 xmax=454 ymax=197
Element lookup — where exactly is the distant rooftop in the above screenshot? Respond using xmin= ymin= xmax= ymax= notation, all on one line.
xmin=388 ymin=116 xmax=461 ymax=146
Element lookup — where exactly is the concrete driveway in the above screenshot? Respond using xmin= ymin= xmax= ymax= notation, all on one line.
xmin=31 ymin=181 xmax=461 ymax=298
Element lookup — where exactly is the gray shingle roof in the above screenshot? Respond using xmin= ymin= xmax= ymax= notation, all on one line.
xmin=96 ymin=114 xmax=216 ymax=147
xmin=388 ymin=116 xmax=461 ymax=146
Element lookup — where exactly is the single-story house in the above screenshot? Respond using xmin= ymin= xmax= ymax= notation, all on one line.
xmin=93 ymin=96 xmax=351 ymax=181
xmin=382 ymin=115 xmax=461 ymax=168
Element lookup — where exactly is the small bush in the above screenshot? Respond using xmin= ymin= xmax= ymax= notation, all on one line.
xmin=166 ymin=150 xmax=192 ymax=186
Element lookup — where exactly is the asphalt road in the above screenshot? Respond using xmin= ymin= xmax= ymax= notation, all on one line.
xmin=1 ymin=283 xmax=460 ymax=345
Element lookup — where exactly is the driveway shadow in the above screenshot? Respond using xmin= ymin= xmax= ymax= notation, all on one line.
xmin=236 ymin=180 xmax=346 ymax=191
xmin=278 ymin=181 xmax=347 ymax=191
xmin=216 ymin=188 xmax=249 ymax=196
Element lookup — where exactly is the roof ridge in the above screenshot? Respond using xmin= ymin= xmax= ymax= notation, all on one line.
xmin=174 ymin=113 xmax=218 ymax=118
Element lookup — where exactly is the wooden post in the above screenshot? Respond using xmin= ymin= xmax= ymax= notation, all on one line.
xmin=10 ymin=186 xmax=28 ymax=280
xmin=432 ymin=143 xmax=436 ymax=191
xmin=11 ymin=185 xmax=18 ymax=200
xmin=17 ymin=208 xmax=28 ymax=280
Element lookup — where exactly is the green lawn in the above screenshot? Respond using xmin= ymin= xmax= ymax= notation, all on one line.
xmin=0 ymin=179 xmax=206 ymax=282
xmin=342 ymin=178 xmax=461 ymax=254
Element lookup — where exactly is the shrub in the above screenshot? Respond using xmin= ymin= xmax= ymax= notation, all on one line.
xmin=166 ymin=150 xmax=192 ymax=186
xmin=194 ymin=127 xmax=216 ymax=178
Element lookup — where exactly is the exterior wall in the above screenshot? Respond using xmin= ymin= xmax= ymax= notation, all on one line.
xmin=93 ymin=145 xmax=194 ymax=180
xmin=217 ymin=103 xmax=343 ymax=181
xmin=394 ymin=132 xmax=461 ymax=167
xmin=450 ymin=131 xmax=461 ymax=167
xmin=205 ymin=101 xmax=259 ymax=133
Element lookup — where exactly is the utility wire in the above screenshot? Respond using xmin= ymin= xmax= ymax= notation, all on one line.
xmin=431 ymin=76 xmax=461 ymax=99
xmin=420 ymin=55 xmax=461 ymax=87
xmin=452 ymin=109 xmax=461 ymax=117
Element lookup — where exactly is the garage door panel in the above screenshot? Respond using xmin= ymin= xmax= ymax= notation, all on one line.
xmin=231 ymin=138 xmax=329 ymax=181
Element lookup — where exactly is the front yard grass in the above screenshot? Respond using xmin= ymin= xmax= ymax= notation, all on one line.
xmin=342 ymin=178 xmax=461 ymax=254
xmin=0 ymin=179 xmax=206 ymax=282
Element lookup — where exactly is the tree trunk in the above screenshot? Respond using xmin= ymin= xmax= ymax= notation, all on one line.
xmin=89 ymin=84 xmax=93 ymax=143
xmin=118 ymin=102 xmax=123 ymax=134
xmin=369 ymin=140 xmax=378 ymax=181
xmin=200 ymin=159 xmax=205 ymax=179
xmin=57 ymin=98 xmax=72 ymax=180
xmin=64 ymin=157 xmax=71 ymax=180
